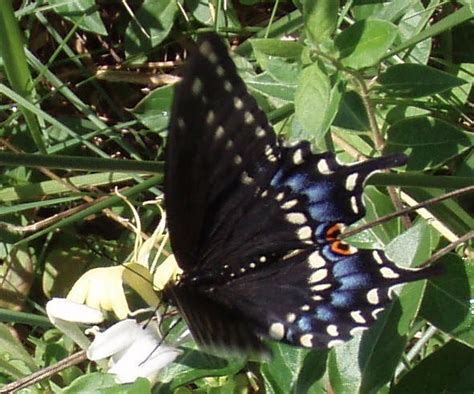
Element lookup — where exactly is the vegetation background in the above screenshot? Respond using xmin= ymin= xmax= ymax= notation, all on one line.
xmin=0 ymin=0 xmax=472 ymax=392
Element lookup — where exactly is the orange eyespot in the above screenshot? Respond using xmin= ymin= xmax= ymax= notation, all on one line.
xmin=325 ymin=223 xmax=342 ymax=241
xmin=330 ymin=240 xmax=356 ymax=256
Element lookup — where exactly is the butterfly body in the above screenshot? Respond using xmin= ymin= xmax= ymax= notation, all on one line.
xmin=164 ymin=34 xmax=438 ymax=354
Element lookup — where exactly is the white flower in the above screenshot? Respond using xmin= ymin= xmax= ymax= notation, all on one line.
xmin=87 ymin=319 xmax=181 ymax=384
xmin=46 ymin=298 xmax=104 ymax=349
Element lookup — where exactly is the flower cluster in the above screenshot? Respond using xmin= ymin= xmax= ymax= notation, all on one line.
xmin=46 ymin=197 xmax=182 ymax=384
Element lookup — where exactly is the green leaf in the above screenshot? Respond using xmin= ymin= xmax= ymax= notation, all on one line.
xmin=48 ymin=0 xmax=107 ymax=35
xmin=62 ymin=372 xmax=152 ymax=393
xmin=385 ymin=117 xmax=473 ymax=170
xmin=0 ymin=323 xmax=38 ymax=379
xmin=421 ymin=255 xmax=474 ymax=347
xmin=391 ymin=340 xmax=474 ymax=394
xmin=132 ymin=85 xmax=174 ymax=134
xmin=333 ymin=90 xmax=370 ymax=131
xmin=335 ymin=19 xmax=398 ymax=69
xmin=261 ymin=343 xmax=326 ymax=393
xmin=303 ymin=0 xmax=339 ymax=44
xmin=328 ymin=335 xmax=365 ymax=394
xmin=246 ymin=72 xmax=297 ymax=103
xmin=125 ymin=0 xmax=178 ymax=61
xmin=378 ymin=64 xmax=466 ymax=98
xmin=294 ymin=63 xmax=331 ymax=140
xmin=357 ymin=221 xmax=434 ymax=393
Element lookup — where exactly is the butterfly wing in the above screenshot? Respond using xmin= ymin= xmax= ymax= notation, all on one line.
xmin=165 ymin=34 xmax=439 ymax=354
xmin=165 ymin=34 xmax=279 ymax=271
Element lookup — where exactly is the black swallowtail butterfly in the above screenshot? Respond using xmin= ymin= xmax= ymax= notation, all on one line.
xmin=164 ymin=34 xmax=439 ymax=354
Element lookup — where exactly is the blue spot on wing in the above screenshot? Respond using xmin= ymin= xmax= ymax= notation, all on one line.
xmin=303 ymin=182 xmax=334 ymax=203
xmin=297 ymin=316 xmax=312 ymax=332
xmin=270 ymin=169 xmax=284 ymax=187
xmin=331 ymin=291 xmax=356 ymax=308
xmin=284 ymin=173 xmax=307 ymax=191
xmin=339 ymin=273 xmax=372 ymax=290
xmin=333 ymin=257 xmax=361 ymax=278
xmin=315 ymin=305 xmax=336 ymax=322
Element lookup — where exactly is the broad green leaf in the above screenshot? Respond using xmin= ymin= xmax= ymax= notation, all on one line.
xmin=332 ymin=90 xmax=370 ymax=131
xmin=125 ymin=0 xmax=178 ymax=61
xmin=303 ymin=0 xmax=339 ymax=44
xmin=132 ymin=85 xmax=174 ymax=134
xmin=186 ymin=0 xmax=241 ymax=29
xmin=335 ymin=19 xmax=398 ymax=69
xmin=261 ymin=343 xmax=326 ymax=393
xmin=294 ymin=63 xmax=331 ymax=140
xmin=48 ymin=0 xmax=107 ymax=35
xmin=421 ymin=255 xmax=474 ymax=347
xmin=246 ymin=72 xmax=297 ymax=103
xmin=328 ymin=335 xmax=365 ymax=394
xmin=391 ymin=340 xmax=474 ymax=394
xmin=358 ymin=221 xmax=435 ymax=393
xmin=397 ymin=1 xmax=434 ymax=65
xmin=378 ymin=64 xmax=466 ymax=98
xmin=385 ymin=117 xmax=473 ymax=170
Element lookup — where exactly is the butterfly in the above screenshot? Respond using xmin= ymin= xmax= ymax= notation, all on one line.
xmin=163 ymin=33 xmax=439 ymax=355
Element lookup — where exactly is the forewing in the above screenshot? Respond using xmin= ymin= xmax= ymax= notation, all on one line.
xmin=165 ymin=34 xmax=279 ymax=271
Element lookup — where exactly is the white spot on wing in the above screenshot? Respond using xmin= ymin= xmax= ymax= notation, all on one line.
xmin=350 ymin=310 xmax=366 ymax=324
xmin=372 ymin=307 xmax=384 ymax=318
xmin=199 ymin=41 xmax=212 ymax=56
xmin=292 ymin=148 xmax=304 ymax=165
xmin=224 ymin=80 xmax=232 ymax=92
xmin=240 ymin=171 xmax=254 ymax=185
xmin=244 ymin=112 xmax=254 ymax=124
xmin=234 ymin=97 xmax=244 ymax=110
xmin=256 ymin=127 xmax=266 ymax=138
xmin=225 ymin=140 xmax=234 ymax=150
xmin=191 ymin=78 xmax=202 ymax=95
xmin=286 ymin=313 xmax=296 ymax=323
xmin=206 ymin=110 xmax=215 ymax=124
xmin=350 ymin=196 xmax=359 ymax=214
xmin=326 ymin=324 xmax=339 ymax=337
xmin=300 ymin=304 xmax=310 ymax=311
xmin=380 ymin=266 xmax=400 ymax=279
xmin=216 ymin=65 xmax=225 ymax=76
xmin=233 ymin=155 xmax=242 ymax=165
xmin=372 ymin=251 xmax=384 ymax=265
xmin=208 ymin=51 xmax=218 ymax=64
xmin=177 ymin=118 xmax=185 ymax=129
xmin=286 ymin=212 xmax=307 ymax=225
xmin=367 ymin=288 xmax=379 ymax=305
xmin=317 ymin=159 xmax=333 ymax=175
xmin=259 ymin=256 xmax=267 ymax=263
xmin=345 ymin=173 xmax=358 ymax=191
xmin=269 ymin=322 xmax=285 ymax=340
xmin=308 ymin=251 xmax=326 ymax=269
xmin=297 ymin=226 xmax=312 ymax=240
xmin=308 ymin=269 xmax=328 ymax=284
xmin=215 ymin=126 xmax=225 ymax=140
xmin=300 ymin=334 xmax=313 ymax=348
xmin=312 ymin=295 xmax=323 ymax=301
xmin=311 ymin=283 xmax=331 ymax=292
xmin=282 ymin=199 xmax=298 ymax=210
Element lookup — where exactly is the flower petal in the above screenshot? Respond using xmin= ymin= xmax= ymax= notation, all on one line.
xmin=87 ymin=319 xmax=139 ymax=360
